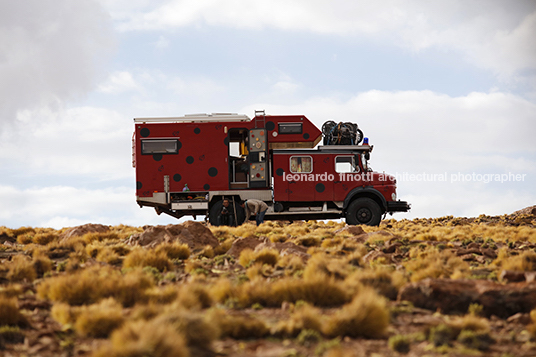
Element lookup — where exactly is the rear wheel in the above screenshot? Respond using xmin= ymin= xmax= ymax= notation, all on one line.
xmin=209 ymin=199 xmax=245 ymax=226
xmin=346 ymin=198 xmax=382 ymax=226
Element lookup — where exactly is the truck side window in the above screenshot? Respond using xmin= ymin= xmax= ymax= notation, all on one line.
xmin=335 ymin=156 xmax=358 ymax=173
xmin=279 ymin=123 xmax=302 ymax=134
xmin=290 ymin=156 xmax=312 ymax=173
xmin=141 ymin=139 xmax=179 ymax=154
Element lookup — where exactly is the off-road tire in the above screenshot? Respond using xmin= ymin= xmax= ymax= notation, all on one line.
xmin=346 ymin=197 xmax=382 ymax=226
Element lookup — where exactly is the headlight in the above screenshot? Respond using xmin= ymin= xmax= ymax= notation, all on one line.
xmin=391 ymin=193 xmax=397 ymax=201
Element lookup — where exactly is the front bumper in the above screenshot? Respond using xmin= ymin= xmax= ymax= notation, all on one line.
xmin=386 ymin=200 xmax=411 ymax=213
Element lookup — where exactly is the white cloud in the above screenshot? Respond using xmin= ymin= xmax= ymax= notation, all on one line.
xmin=154 ymin=35 xmax=170 ymax=49
xmin=0 ymin=0 xmax=115 ymax=128
xmin=107 ymin=0 xmax=536 ymax=84
xmin=98 ymin=71 xmax=142 ymax=94
xmin=0 ymin=106 xmax=132 ymax=180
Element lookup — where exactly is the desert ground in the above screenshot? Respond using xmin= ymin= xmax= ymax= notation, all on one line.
xmin=1 ymin=206 xmax=536 ymax=357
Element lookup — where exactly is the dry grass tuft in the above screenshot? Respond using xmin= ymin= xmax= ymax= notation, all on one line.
xmin=404 ymin=246 xmax=469 ymax=282
xmin=96 ymin=247 xmax=122 ymax=265
xmin=238 ymin=248 xmax=279 ymax=268
xmin=7 ymin=255 xmax=37 ymax=282
xmin=500 ymin=250 xmax=536 ymax=272
xmin=274 ymin=303 xmax=323 ymax=337
xmin=74 ymin=298 xmax=124 ymax=338
xmin=344 ymin=267 xmax=406 ymax=300
xmin=154 ymin=309 xmax=218 ymax=348
xmin=0 ymin=296 xmax=28 ymax=327
xmin=38 ymin=266 xmax=154 ymax=307
xmin=323 ymin=287 xmax=389 ymax=338
xmin=93 ymin=319 xmax=190 ymax=357
xmin=82 ymin=231 xmax=120 ymax=244
xmin=207 ymin=308 xmax=269 ymax=339
xmin=277 ymin=255 xmax=305 ymax=276
xmin=176 ymin=283 xmax=213 ymax=310
xmin=145 ymin=286 xmax=179 ymax=305
xmin=33 ymin=232 xmax=59 ymax=245
xmin=528 ymin=309 xmax=536 ymax=340
xmin=32 ymin=252 xmax=53 ymax=278
xmin=303 ymin=254 xmax=352 ymax=280
xmin=123 ymin=247 xmax=173 ymax=272
xmin=155 ymin=242 xmax=190 ymax=260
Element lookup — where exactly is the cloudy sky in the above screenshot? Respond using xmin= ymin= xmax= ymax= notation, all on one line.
xmin=1 ymin=0 xmax=535 ymax=229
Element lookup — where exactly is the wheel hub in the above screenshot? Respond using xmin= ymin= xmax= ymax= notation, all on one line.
xmin=357 ymin=208 xmax=372 ymax=223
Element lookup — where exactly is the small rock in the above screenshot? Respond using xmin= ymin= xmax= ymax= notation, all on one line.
xmin=506 ymin=312 xmax=531 ymax=325
xmin=226 ymin=237 xmax=263 ymax=258
xmin=333 ymin=225 xmax=365 ymax=236
xmin=59 ymin=223 xmax=110 ymax=241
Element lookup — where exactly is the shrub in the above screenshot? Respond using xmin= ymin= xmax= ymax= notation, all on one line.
xmin=92 ymin=319 xmax=189 ymax=357
xmin=155 ymin=242 xmax=190 ymax=260
xmin=123 ymin=247 xmax=173 ymax=272
xmin=501 ymin=251 xmax=536 ymax=271
xmin=303 ymin=254 xmax=351 ymax=281
xmin=277 ymin=255 xmax=305 ymax=276
xmin=82 ymin=231 xmax=119 ymax=244
xmin=528 ymin=309 xmax=536 ymax=340
xmin=238 ymin=248 xmax=279 ymax=268
xmin=96 ymin=247 xmax=122 ymax=265
xmin=404 ymin=247 xmax=469 ymax=282
xmin=207 ymin=308 xmax=269 ymax=339
xmin=146 ymin=286 xmax=179 ymax=305
xmin=74 ymin=298 xmax=124 ymax=338
xmin=388 ymin=334 xmax=411 ymax=354
xmin=7 ymin=255 xmax=36 ymax=282
xmin=154 ymin=309 xmax=218 ymax=348
xmin=0 ymin=326 xmax=25 ymax=344
xmin=33 ymin=232 xmax=58 ymax=245
xmin=37 ymin=266 xmax=153 ymax=307
xmin=0 ymin=296 xmax=28 ymax=327
xmin=273 ymin=303 xmax=323 ymax=337
xmin=32 ymin=253 xmax=53 ymax=278
xmin=176 ymin=283 xmax=213 ymax=310
xmin=429 ymin=324 xmax=456 ymax=347
xmin=323 ymin=287 xmax=389 ymax=338
xmin=344 ymin=267 xmax=405 ymax=300
xmin=457 ymin=330 xmax=494 ymax=351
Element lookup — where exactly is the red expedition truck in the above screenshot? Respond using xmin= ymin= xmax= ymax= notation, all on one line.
xmin=132 ymin=111 xmax=410 ymax=226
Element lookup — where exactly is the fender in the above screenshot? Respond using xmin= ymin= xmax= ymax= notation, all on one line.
xmin=343 ymin=186 xmax=387 ymax=211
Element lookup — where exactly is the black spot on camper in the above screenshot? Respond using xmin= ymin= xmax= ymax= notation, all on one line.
xmin=136 ymin=181 xmax=143 ymax=190
xmin=177 ymin=141 xmax=182 ymax=150
xmin=276 ymin=168 xmax=284 ymax=176
xmin=204 ymin=184 xmax=210 ymax=190
xmin=303 ymin=133 xmax=310 ymax=140
xmin=194 ymin=127 xmax=201 ymax=134
xmin=173 ymin=174 xmax=181 ymax=182
xmin=153 ymin=154 xmax=162 ymax=161
xmin=224 ymin=137 xmax=229 ymax=146
xmin=266 ymin=121 xmax=275 ymax=131
xmin=315 ymin=183 xmax=325 ymax=193
xmin=186 ymin=156 xmax=194 ymax=164
xmin=208 ymin=167 xmax=218 ymax=177
xmin=140 ymin=128 xmax=150 ymax=137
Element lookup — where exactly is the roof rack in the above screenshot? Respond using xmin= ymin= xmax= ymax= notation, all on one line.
xmin=134 ymin=113 xmax=250 ymax=123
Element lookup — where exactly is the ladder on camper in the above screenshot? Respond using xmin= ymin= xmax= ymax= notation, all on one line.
xmin=254 ymin=110 xmax=265 ymax=129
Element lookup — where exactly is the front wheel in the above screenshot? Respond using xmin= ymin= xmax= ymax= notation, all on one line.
xmin=346 ymin=198 xmax=382 ymax=226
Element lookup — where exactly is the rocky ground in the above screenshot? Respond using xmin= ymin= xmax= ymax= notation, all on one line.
xmin=1 ymin=207 xmax=536 ymax=356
